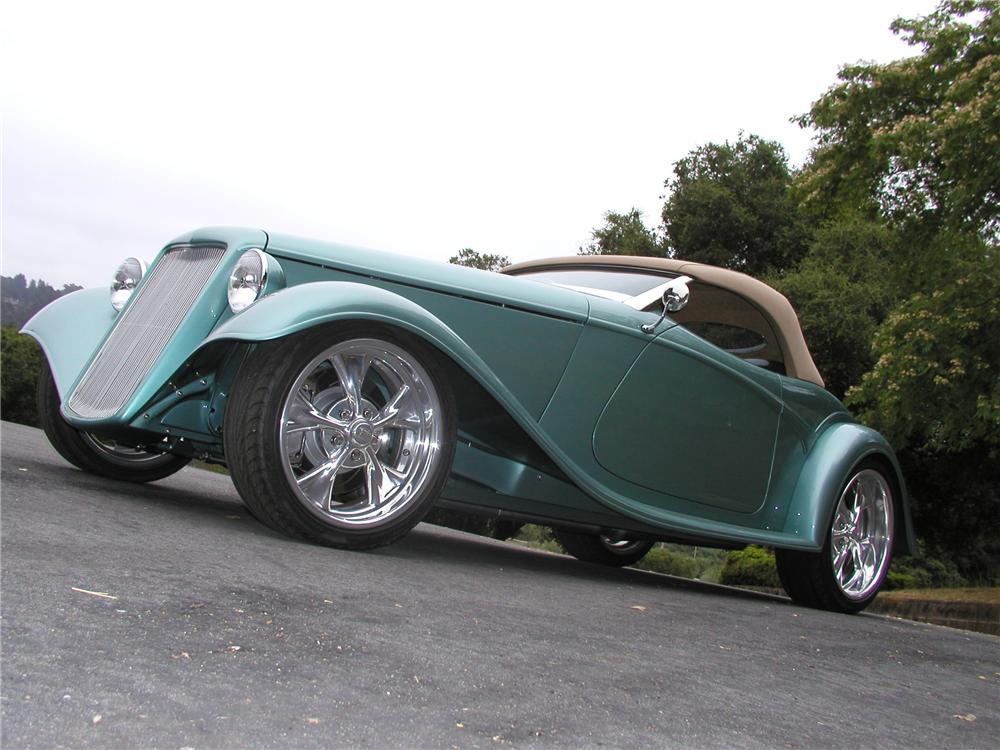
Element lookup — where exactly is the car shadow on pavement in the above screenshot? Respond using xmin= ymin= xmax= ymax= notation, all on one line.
xmin=29 ymin=460 xmax=791 ymax=610
xmin=384 ymin=522 xmax=792 ymax=607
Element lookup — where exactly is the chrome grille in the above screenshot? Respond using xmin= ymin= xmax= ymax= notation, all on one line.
xmin=67 ymin=245 xmax=227 ymax=419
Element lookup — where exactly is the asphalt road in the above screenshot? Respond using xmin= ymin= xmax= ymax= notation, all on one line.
xmin=2 ymin=421 xmax=998 ymax=749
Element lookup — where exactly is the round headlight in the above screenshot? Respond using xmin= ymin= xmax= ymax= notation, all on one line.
xmin=228 ymin=249 xmax=268 ymax=313
xmin=110 ymin=257 xmax=146 ymax=311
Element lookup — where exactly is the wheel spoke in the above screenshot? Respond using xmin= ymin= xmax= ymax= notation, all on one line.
xmin=285 ymin=390 xmax=349 ymax=434
xmin=364 ymin=447 xmax=398 ymax=507
xmin=833 ymin=542 xmax=851 ymax=579
xmin=385 ymin=407 xmax=429 ymax=432
xmin=331 ymin=352 xmax=370 ymax=416
xmin=280 ymin=337 xmax=447 ymax=530
xmin=843 ymin=545 xmax=866 ymax=591
xmin=296 ymin=451 xmax=349 ymax=510
xmin=372 ymin=384 xmax=411 ymax=429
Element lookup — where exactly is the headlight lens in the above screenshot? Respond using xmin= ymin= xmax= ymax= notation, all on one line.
xmin=228 ymin=249 xmax=268 ymax=313
xmin=110 ymin=257 xmax=146 ymax=311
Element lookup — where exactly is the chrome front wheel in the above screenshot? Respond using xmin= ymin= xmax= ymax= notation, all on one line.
xmin=280 ymin=338 xmax=445 ymax=529
xmin=225 ymin=325 xmax=456 ymax=549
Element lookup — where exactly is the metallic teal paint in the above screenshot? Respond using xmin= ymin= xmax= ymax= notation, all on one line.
xmin=22 ymin=227 xmax=914 ymax=555
xmin=20 ymin=287 xmax=116 ymax=399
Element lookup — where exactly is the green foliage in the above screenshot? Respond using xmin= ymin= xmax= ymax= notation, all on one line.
xmin=886 ymin=544 xmax=969 ymax=589
xmin=797 ymin=1 xmax=1000 ymax=240
xmin=661 ymin=133 xmax=808 ymax=275
xmin=633 ymin=546 xmax=697 ymax=578
xmin=448 ymin=248 xmax=510 ymax=272
xmin=579 ymin=208 xmax=662 ymax=257
xmin=846 ymin=255 xmax=1000 ymax=454
xmin=897 ymin=447 xmax=1000 ymax=583
xmin=770 ymin=216 xmax=901 ymax=398
xmin=1 ymin=327 xmax=43 ymax=426
xmin=514 ymin=524 xmax=555 ymax=544
xmin=719 ymin=545 xmax=782 ymax=588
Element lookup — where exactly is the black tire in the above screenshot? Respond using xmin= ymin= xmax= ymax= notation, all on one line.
xmin=554 ymin=529 xmax=654 ymax=567
xmin=36 ymin=361 xmax=190 ymax=483
xmin=775 ymin=460 xmax=896 ymax=614
xmin=224 ymin=323 xmax=457 ymax=550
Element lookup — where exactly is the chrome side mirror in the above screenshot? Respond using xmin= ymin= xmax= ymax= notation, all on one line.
xmin=641 ymin=275 xmax=692 ymax=334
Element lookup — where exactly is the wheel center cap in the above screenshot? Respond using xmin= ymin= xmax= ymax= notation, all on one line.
xmin=349 ymin=421 xmax=375 ymax=447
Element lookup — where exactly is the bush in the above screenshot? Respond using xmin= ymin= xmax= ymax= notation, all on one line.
xmin=719 ymin=545 xmax=782 ymax=588
xmin=885 ymin=546 xmax=968 ymax=590
xmin=635 ymin=546 xmax=698 ymax=578
xmin=1 ymin=327 xmax=42 ymax=426
xmin=514 ymin=524 xmax=555 ymax=545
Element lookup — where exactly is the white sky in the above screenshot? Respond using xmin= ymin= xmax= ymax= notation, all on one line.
xmin=1 ymin=0 xmax=935 ymax=288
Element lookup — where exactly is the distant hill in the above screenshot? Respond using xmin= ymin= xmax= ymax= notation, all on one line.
xmin=1 ymin=275 xmax=83 ymax=329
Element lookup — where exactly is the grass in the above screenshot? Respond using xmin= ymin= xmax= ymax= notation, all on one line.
xmin=875 ymin=587 xmax=1000 ymax=604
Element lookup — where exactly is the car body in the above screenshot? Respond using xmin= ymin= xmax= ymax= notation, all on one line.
xmin=23 ymin=227 xmax=913 ymax=612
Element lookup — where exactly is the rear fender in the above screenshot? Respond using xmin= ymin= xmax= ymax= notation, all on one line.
xmin=785 ymin=422 xmax=915 ymax=555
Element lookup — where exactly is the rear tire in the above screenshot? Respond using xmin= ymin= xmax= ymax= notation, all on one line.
xmin=36 ymin=361 xmax=189 ymax=483
xmin=554 ymin=529 xmax=654 ymax=567
xmin=775 ymin=461 xmax=895 ymax=614
xmin=225 ymin=324 xmax=456 ymax=550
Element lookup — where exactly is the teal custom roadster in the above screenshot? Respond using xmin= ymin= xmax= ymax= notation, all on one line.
xmin=23 ymin=227 xmax=913 ymax=613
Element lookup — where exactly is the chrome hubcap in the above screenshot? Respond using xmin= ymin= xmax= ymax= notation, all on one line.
xmin=279 ymin=338 xmax=442 ymax=528
xmin=830 ymin=469 xmax=893 ymax=600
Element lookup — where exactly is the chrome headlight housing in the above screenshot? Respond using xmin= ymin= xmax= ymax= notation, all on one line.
xmin=228 ymin=248 xmax=270 ymax=313
xmin=110 ymin=257 xmax=147 ymax=311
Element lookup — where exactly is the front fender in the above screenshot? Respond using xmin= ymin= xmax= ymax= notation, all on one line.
xmin=785 ymin=422 xmax=915 ymax=555
xmin=20 ymin=288 xmax=117 ymax=399
xmin=200 ymin=281 xmax=537 ymax=423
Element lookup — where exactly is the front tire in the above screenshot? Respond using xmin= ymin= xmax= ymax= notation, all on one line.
xmin=36 ymin=361 xmax=189 ymax=483
xmin=775 ymin=462 xmax=895 ymax=614
xmin=225 ymin=324 xmax=456 ymax=550
xmin=554 ymin=529 xmax=654 ymax=567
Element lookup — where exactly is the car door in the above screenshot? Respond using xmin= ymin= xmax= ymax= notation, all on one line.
xmin=591 ymin=324 xmax=783 ymax=514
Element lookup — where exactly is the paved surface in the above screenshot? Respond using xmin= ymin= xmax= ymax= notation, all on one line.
xmin=2 ymin=421 xmax=998 ymax=749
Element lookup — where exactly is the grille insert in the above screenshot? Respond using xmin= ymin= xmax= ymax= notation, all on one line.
xmin=67 ymin=245 xmax=227 ymax=419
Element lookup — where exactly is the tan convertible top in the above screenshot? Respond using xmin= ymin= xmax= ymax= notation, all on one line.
xmin=504 ymin=255 xmax=824 ymax=387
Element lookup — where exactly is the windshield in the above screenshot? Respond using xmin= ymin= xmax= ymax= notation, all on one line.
xmin=513 ymin=268 xmax=670 ymax=300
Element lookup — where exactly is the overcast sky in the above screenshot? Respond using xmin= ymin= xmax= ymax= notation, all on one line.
xmin=1 ymin=0 xmax=936 ymax=289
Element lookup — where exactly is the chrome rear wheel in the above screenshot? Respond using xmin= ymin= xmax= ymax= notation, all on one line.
xmin=830 ymin=469 xmax=893 ymax=601
xmin=775 ymin=461 xmax=896 ymax=614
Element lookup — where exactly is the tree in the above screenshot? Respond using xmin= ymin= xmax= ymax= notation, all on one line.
xmin=661 ymin=133 xmax=808 ymax=275
xmin=448 ymin=248 xmax=510 ymax=272
xmin=846 ymin=251 xmax=1000 ymax=455
xmin=579 ymin=208 xmax=662 ymax=256
xmin=1 ymin=274 xmax=82 ymax=329
xmin=769 ymin=216 xmax=901 ymax=398
xmin=797 ymin=0 xmax=1000 ymax=242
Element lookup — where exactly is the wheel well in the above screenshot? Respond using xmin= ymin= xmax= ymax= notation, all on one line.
xmin=407 ymin=330 xmax=567 ymax=478
xmin=306 ymin=321 xmax=568 ymax=480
